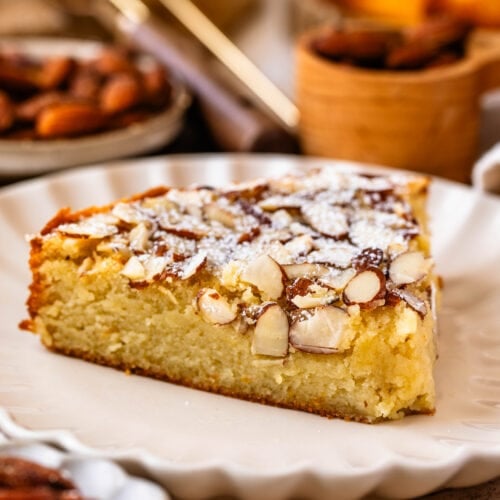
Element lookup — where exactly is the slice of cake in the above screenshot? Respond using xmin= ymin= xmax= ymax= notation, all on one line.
xmin=21 ymin=167 xmax=439 ymax=422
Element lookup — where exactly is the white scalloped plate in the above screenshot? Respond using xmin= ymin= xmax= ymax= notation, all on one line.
xmin=0 ymin=436 xmax=169 ymax=500
xmin=0 ymin=38 xmax=190 ymax=176
xmin=0 ymin=155 xmax=499 ymax=500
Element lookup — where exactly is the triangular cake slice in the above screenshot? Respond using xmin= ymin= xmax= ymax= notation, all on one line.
xmin=21 ymin=167 xmax=439 ymax=422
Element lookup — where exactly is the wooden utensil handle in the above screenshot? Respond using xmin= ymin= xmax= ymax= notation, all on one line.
xmin=121 ymin=17 xmax=298 ymax=153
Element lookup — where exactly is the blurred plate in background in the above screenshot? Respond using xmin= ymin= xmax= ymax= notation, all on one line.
xmin=0 ymin=38 xmax=190 ymax=177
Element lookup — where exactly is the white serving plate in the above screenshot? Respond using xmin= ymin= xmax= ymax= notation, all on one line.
xmin=0 ymin=155 xmax=499 ymax=500
xmin=0 ymin=38 xmax=190 ymax=176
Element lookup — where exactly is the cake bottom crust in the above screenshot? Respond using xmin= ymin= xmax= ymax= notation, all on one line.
xmin=44 ymin=341 xmax=435 ymax=424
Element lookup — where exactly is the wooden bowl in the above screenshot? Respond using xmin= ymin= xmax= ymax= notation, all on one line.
xmin=296 ymin=29 xmax=500 ymax=183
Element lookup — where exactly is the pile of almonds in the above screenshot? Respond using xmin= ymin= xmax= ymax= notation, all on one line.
xmin=312 ymin=17 xmax=471 ymax=70
xmin=0 ymin=46 xmax=172 ymax=140
xmin=0 ymin=456 xmax=82 ymax=499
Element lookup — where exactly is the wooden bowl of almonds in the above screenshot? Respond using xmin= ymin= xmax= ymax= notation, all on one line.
xmin=296 ymin=18 xmax=500 ymax=183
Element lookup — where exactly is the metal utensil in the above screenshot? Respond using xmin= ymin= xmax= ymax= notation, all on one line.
xmin=151 ymin=0 xmax=299 ymax=131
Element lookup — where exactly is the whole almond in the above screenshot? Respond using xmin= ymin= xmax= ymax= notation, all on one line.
xmin=0 ymin=63 xmax=39 ymax=93
xmin=0 ymin=91 xmax=14 ymax=132
xmin=69 ymin=69 xmax=102 ymax=100
xmin=36 ymin=103 xmax=106 ymax=138
xmin=100 ymin=74 xmax=142 ymax=114
xmin=92 ymin=48 xmax=136 ymax=76
xmin=313 ymin=29 xmax=400 ymax=66
xmin=38 ymin=57 xmax=74 ymax=89
xmin=386 ymin=42 xmax=439 ymax=70
xmin=406 ymin=17 xmax=470 ymax=50
xmin=16 ymin=92 xmax=67 ymax=122
xmin=142 ymin=64 xmax=171 ymax=106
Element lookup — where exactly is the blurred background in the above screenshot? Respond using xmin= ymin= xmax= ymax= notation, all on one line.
xmin=1 ymin=0 xmax=500 ymax=185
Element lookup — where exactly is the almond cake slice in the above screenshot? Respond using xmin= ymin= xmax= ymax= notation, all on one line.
xmin=21 ymin=167 xmax=439 ymax=422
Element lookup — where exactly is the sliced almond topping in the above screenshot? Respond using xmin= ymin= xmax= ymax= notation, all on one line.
xmin=112 ymin=202 xmax=146 ymax=225
xmin=282 ymin=263 xmax=329 ymax=280
xmin=284 ymin=235 xmax=314 ymax=257
xmin=390 ymin=287 xmax=428 ymax=317
xmin=289 ymin=306 xmax=348 ymax=353
xmin=57 ymin=214 xmax=118 ymax=239
xmin=241 ymin=255 xmax=285 ymax=300
xmin=259 ymin=194 xmax=302 ymax=211
xmin=389 ymin=251 xmax=428 ymax=285
xmin=343 ymin=268 xmax=386 ymax=306
xmin=352 ymin=247 xmax=384 ymax=271
xmin=204 ymin=203 xmax=237 ymax=228
xmin=251 ymin=303 xmax=289 ymax=357
xmin=196 ymin=288 xmax=237 ymax=325
xmin=121 ymin=255 xmax=145 ymax=280
xmin=301 ymin=203 xmax=348 ymax=238
xmin=161 ymin=226 xmax=207 ymax=240
xmin=320 ymin=268 xmax=356 ymax=290
xmin=143 ymin=255 xmax=168 ymax=281
xmin=180 ymin=252 xmax=207 ymax=280
xmin=129 ymin=221 xmax=153 ymax=252
xmin=291 ymin=287 xmax=336 ymax=309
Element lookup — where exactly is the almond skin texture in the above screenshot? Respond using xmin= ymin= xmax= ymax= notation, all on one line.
xmin=252 ymin=303 xmax=289 ymax=357
xmin=16 ymin=92 xmax=67 ymax=122
xmin=289 ymin=306 xmax=348 ymax=353
xmin=343 ymin=267 xmax=386 ymax=307
xmin=92 ymin=48 xmax=136 ymax=76
xmin=313 ymin=30 xmax=400 ymax=67
xmin=389 ymin=251 xmax=428 ymax=285
xmin=196 ymin=288 xmax=237 ymax=325
xmin=100 ymin=74 xmax=142 ymax=115
xmin=69 ymin=69 xmax=102 ymax=100
xmin=38 ymin=57 xmax=74 ymax=89
xmin=36 ymin=103 xmax=106 ymax=138
xmin=142 ymin=64 xmax=171 ymax=106
xmin=0 ymin=91 xmax=14 ymax=132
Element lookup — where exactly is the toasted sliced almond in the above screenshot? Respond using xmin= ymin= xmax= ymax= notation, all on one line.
xmin=389 ymin=251 xmax=428 ymax=285
xmin=343 ymin=268 xmax=386 ymax=305
xmin=121 ymin=255 xmax=145 ymax=280
xmin=282 ymin=263 xmax=329 ymax=280
xmin=251 ymin=303 xmax=289 ymax=357
xmin=301 ymin=203 xmax=348 ymax=238
xmin=352 ymin=247 xmax=384 ymax=271
xmin=319 ymin=268 xmax=356 ymax=290
xmin=284 ymin=235 xmax=314 ymax=257
xmin=143 ymin=255 xmax=168 ymax=281
xmin=129 ymin=222 xmax=153 ymax=252
xmin=289 ymin=306 xmax=348 ymax=353
xmin=291 ymin=288 xmax=336 ymax=309
xmin=197 ymin=288 xmax=237 ymax=325
xmin=112 ymin=202 xmax=147 ymax=224
xmin=204 ymin=203 xmax=237 ymax=228
xmin=391 ymin=287 xmax=427 ymax=317
xmin=180 ymin=252 xmax=207 ymax=280
xmin=241 ymin=255 xmax=285 ymax=300
xmin=57 ymin=214 xmax=118 ymax=239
